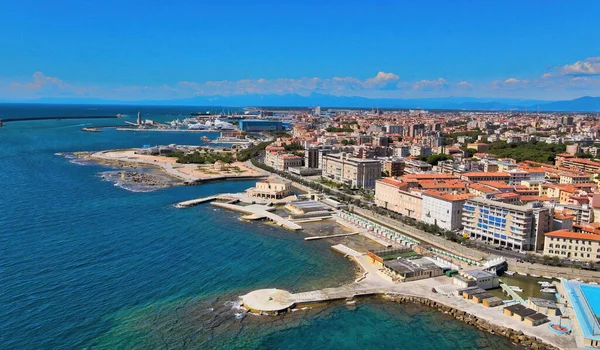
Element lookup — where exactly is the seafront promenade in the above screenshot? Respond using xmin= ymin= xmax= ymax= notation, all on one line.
xmin=241 ymin=244 xmax=578 ymax=350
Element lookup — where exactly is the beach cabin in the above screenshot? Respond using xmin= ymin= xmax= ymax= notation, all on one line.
xmin=503 ymin=304 xmax=536 ymax=322
xmin=482 ymin=297 xmax=503 ymax=308
xmin=528 ymin=298 xmax=560 ymax=317
xmin=524 ymin=313 xmax=549 ymax=327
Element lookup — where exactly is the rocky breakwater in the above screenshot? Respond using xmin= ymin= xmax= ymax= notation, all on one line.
xmin=382 ymin=295 xmax=559 ymax=350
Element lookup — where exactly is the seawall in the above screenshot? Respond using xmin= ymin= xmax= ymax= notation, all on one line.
xmin=383 ymin=294 xmax=559 ymax=350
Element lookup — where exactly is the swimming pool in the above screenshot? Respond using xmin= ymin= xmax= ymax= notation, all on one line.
xmin=563 ymin=279 xmax=600 ymax=344
xmin=581 ymin=284 xmax=600 ymax=320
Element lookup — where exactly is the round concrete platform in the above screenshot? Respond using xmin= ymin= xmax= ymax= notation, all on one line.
xmin=241 ymin=288 xmax=295 ymax=313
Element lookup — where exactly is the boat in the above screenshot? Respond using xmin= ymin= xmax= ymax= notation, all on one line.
xmin=538 ymin=282 xmax=553 ymax=288
xmin=509 ymin=286 xmax=524 ymax=292
xmin=518 ymin=272 xmax=528 ymax=276
xmin=530 ymin=274 xmax=541 ymax=278
xmin=589 ymin=282 xmax=599 ymax=285
xmin=82 ymin=127 xmax=101 ymax=132
xmin=504 ymin=270 xmax=516 ymax=276
xmin=543 ymin=276 xmax=554 ymax=280
xmin=541 ymin=288 xmax=557 ymax=293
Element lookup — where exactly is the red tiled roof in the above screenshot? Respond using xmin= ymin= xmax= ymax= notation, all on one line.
xmin=422 ymin=190 xmax=475 ymax=201
xmin=545 ymin=230 xmax=600 ymax=242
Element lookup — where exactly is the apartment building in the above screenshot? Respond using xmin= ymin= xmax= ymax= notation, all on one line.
xmin=543 ymin=229 xmax=600 ymax=262
xmin=422 ymin=191 xmax=474 ymax=231
xmin=461 ymin=172 xmax=510 ymax=183
xmin=462 ymin=197 xmax=551 ymax=251
xmin=556 ymin=155 xmax=600 ymax=174
xmin=374 ymin=178 xmax=423 ymax=219
xmin=322 ymin=153 xmax=381 ymax=189
xmin=559 ymin=172 xmax=592 ymax=184
xmin=265 ymin=152 xmax=303 ymax=171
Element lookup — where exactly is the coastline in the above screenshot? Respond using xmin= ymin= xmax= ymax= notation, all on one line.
xmin=79 ymin=149 xmax=268 ymax=184
xmin=240 ymin=246 xmax=576 ymax=350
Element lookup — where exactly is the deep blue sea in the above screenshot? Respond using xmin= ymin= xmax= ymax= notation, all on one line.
xmin=0 ymin=104 xmax=520 ymax=349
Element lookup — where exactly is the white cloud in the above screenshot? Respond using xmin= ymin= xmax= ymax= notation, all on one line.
xmin=363 ymin=71 xmax=399 ymax=87
xmin=457 ymin=81 xmax=472 ymax=88
xmin=504 ymin=78 xmax=520 ymax=84
xmin=559 ymin=57 xmax=600 ymax=76
xmin=412 ymin=78 xmax=447 ymax=91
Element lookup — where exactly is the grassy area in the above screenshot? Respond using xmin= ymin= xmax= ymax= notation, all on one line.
xmin=166 ymin=150 xmax=234 ymax=164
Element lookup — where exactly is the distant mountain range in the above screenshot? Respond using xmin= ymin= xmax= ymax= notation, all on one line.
xmin=6 ymin=94 xmax=600 ymax=112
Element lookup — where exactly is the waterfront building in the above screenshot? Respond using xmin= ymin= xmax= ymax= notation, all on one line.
xmin=382 ymin=257 xmax=444 ymax=283
xmin=265 ymin=152 xmax=303 ymax=171
xmin=543 ymin=229 xmax=600 ymax=261
xmin=375 ymin=178 xmax=422 ymax=219
xmin=239 ymin=120 xmax=283 ymax=132
xmin=284 ymin=200 xmax=331 ymax=218
xmin=246 ymin=179 xmax=292 ymax=199
xmin=462 ymin=197 xmax=551 ymax=251
xmin=453 ymin=270 xmax=499 ymax=290
xmin=421 ymin=191 xmax=474 ymax=231
xmin=322 ymin=153 xmax=381 ymax=189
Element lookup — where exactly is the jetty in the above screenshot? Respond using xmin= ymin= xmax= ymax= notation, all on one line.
xmin=211 ymin=202 xmax=302 ymax=231
xmin=304 ymin=232 xmax=358 ymax=241
xmin=241 ymin=245 xmax=390 ymax=314
xmin=499 ymin=282 xmax=525 ymax=303
xmin=175 ymin=196 xmax=218 ymax=208
xmin=0 ymin=115 xmax=119 ymax=123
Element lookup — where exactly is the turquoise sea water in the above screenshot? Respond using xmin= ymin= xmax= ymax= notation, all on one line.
xmin=0 ymin=104 xmax=521 ymax=349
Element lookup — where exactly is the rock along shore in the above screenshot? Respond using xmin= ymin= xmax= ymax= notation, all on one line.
xmin=382 ymin=294 xmax=559 ymax=350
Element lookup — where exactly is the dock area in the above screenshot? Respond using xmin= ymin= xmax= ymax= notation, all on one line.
xmin=304 ymin=232 xmax=358 ymax=241
xmin=211 ymin=202 xmax=302 ymax=231
xmin=175 ymin=196 xmax=218 ymax=208
xmin=499 ymin=282 xmax=525 ymax=303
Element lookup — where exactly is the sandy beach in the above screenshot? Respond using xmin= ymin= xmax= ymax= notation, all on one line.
xmin=85 ymin=149 xmax=266 ymax=183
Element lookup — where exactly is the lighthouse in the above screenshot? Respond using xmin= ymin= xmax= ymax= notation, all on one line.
xmin=137 ymin=112 xmax=142 ymax=125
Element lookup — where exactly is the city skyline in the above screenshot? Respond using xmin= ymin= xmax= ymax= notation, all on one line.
xmin=1 ymin=1 xmax=600 ymax=101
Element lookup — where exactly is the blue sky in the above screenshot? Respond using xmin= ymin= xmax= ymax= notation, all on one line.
xmin=1 ymin=0 xmax=599 ymax=101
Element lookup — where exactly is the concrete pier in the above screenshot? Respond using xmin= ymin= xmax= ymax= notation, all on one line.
xmin=240 ymin=244 xmax=578 ymax=349
xmin=175 ymin=196 xmax=218 ymax=208
xmin=499 ymin=282 xmax=525 ymax=303
xmin=211 ymin=202 xmax=302 ymax=231
xmin=304 ymin=232 xmax=358 ymax=241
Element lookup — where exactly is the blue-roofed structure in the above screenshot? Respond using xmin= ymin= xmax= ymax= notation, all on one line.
xmin=238 ymin=120 xmax=283 ymax=132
